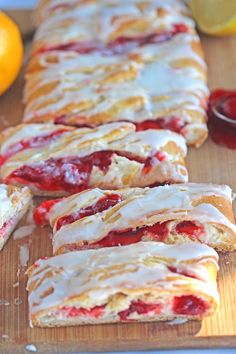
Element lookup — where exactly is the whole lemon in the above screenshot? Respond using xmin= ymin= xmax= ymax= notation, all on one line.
xmin=0 ymin=11 xmax=23 ymax=95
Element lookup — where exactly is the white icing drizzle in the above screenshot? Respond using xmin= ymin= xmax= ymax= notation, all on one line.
xmin=13 ymin=225 xmax=36 ymax=240
xmin=24 ymin=32 xmax=208 ymax=124
xmin=35 ymin=0 xmax=192 ymax=47
xmin=168 ymin=318 xmax=188 ymax=325
xmin=0 ymin=123 xmax=187 ymax=182
xmin=24 ymin=0 xmax=208 ymax=148
xmin=37 ymin=0 xmax=189 ymax=23
xmin=27 ymin=241 xmax=219 ymax=317
xmin=25 ymin=344 xmax=37 ymax=352
xmin=0 ymin=124 xmax=71 ymax=155
xmin=19 ymin=245 xmax=30 ymax=267
xmin=0 ymin=299 xmax=10 ymax=306
xmin=51 ymin=183 xmax=236 ymax=252
xmin=0 ymin=184 xmax=12 ymax=226
xmin=2 ymin=334 xmax=9 ymax=339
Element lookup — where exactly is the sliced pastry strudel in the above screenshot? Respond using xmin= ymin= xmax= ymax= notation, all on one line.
xmin=27 ymin=241 xmax=220 ymax=327
xmin=0 ymin=184 xmax=32 ymax=251
xmin=0 ymin=122 xmax=187 ymax=196
xmin=34 ymin=183 xmax=236 ymax=254
xmin=24 ymin=0 xmax=208 ymax=147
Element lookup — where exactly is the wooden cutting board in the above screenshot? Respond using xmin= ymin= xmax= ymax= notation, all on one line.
xmin=0 ymin=10 xmax=236 ymax=354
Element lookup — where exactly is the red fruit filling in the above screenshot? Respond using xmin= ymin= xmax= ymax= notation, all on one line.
xmin=5 ymin=150 xmax=165 ymax=193
xmin=34 ymin=198 xmax=63 ymax=226
xmin=175 ymin=221 xmax=205 ymax=238
xmin=135 ymin=116 xmax=186 ymax=134
xmin=60 ymin=305 xmax=105 ymax=318
xmin=172 ymin=295 xmax=209 ymax=316
xmin=79 ymin=221 xmax=169 ymax=250
xmin=37 ymin=24 xmax=189 ymax=55
xmin=55 ymin=116 xmax=186 ymax=137
xmin=119 ymin=300 xmax=162 ymax=321
xmin=55 ymin=193 xmax=122 ymax=230
xmin=0 ymin=129 xmax=69 ymax=166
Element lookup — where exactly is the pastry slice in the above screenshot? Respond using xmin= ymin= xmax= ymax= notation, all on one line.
xmin=27 ymin=241 xmax=219 ymax=327
xmin=0 ymin=122 xmax=187 ymax=196
xmin=34 ymin=183 xmax=236 ymax=254
xmin=0 ymin=184 xmax=32 ymax=251
xmin=24 ymin=33 xmax=208 ymax=147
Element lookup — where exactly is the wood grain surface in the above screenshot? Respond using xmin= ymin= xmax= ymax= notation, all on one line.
xmin=0 ymin=10 xmax=236 ymax=354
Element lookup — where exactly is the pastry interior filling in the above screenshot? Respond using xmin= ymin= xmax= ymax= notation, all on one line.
xmin=55 ymin=116 xmax=187 ymax=137
xmin=4 ymin=150 xmax=167 ymax=193
xmin=56 ymin=295 xmax=209 ymax=321
xmin=34 ymin=197 xmax=206 ymax=248
xmin=68 ymin=220 xmax=205 ymax=250
xmin=0 ymin=129 xmax=69 ymax=166
xmin=34 ymin=193 xmax=122 ymax=228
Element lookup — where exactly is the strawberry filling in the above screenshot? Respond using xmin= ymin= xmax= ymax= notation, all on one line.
xmin=55 ymin=116 xmax=186 ymax=137
xmin=0 ymin=129 xmax=69 ymax=166
xmin=135 ymin=116 xmax=186 ymax=134
xmin=58 ymin=296 xmax=208 ymax=320
xmin=172 ymin=295 xmax=209 ymax=316
xmin=64 ymin=219 xmax=206 ymax=251
xmin=119 ymin=300 xmax=162 ymax=321
xmin=77 ymin=221 xmax=169 ymax=250
xmin=60 ymin=305 xmax=105 ymax=318
xmin=37 ymin=24 xmax=189 ymax=55
xmin=34 ymin=198 xmax=63 ymax=226
xmin=5 ymin=150 xmax=166 ymax=193
xmin=56 ymin=193 xmax=122 ymax=231
xmin=175 ymin=221 xmax=205 ymax=238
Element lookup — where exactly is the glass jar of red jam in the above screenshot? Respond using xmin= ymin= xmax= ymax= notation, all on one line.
xmin=208 ymin=89 xmax=236 ymax=149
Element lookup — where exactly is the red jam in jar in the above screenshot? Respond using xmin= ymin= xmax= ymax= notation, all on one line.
xmin=208 ymin=89 xmax=236 ymax=149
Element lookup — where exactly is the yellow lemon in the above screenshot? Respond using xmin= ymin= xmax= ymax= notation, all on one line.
xmin=0 ymin=11 xmax=23 ymax=95
xmin=190 ymin=0 xmax=236 ymax=36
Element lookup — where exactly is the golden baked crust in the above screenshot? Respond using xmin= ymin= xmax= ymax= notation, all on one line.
xmin=23 ymin=0 xmax=208 ymax=147
xmin=0 ymin=123 xmax=187 ymax=196
xmin=34 ymin=183 xmax=236 ymax=254
xmin=27 ymin=241 xmax=219 ymax=327
xmin=0 ymin=184 xmax=32 ymax=251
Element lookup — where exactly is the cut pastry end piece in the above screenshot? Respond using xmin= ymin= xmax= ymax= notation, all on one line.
xmin=27 ymin=241 xmax=219 ymax=327
xmin=0 ymin=122 xmax=188 ymax=196
xmin=34 ymin=183 xmax=236 ymax=254
xmin=0 ymin=184 xmax=32 ymax=251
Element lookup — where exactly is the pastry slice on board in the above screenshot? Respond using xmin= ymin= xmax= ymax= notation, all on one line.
xmin=34 ymin=183 xmax=236 ymax=254
xmin=0 ymin=122 xmax=187 ymax=196
xmin=27 ymin=241 xmax=219 ymax=327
